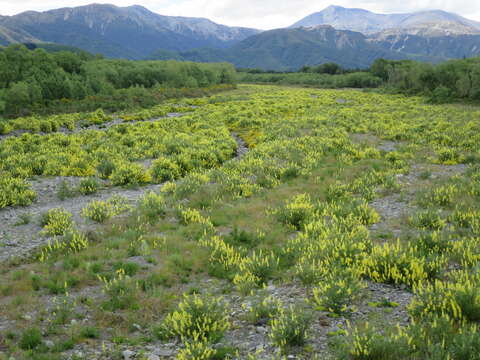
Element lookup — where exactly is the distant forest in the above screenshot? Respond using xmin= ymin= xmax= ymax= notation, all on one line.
xmin=239 ymin=58 xmax=480 ymax=103
xmin=0 ymin=44 xmax=236 ymax=117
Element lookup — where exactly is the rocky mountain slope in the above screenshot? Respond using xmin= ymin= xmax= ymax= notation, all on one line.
xmin=0 ymin=3 xmax=259 ymax=58
xmin=149 ymin=25 xmax=439 ymax=71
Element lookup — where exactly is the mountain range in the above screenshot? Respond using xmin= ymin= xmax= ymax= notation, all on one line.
xmin=1 ymin=4 xmax=480 ymax=70
xmin=0 ymin=4 xmax=259 ymax=59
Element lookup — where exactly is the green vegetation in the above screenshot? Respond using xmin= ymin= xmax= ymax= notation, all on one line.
xmin=238 ymin=70 xmax=382 ymax=89
xmin=239 ymin=57 xmax=480 ymax=105
xmin=372 ymin=57 xmax=480 ymax=103
xmin=2 ymin=84 xmax=480 ymax=359
xmin=0 ymin=44 xmax=236 ymax=117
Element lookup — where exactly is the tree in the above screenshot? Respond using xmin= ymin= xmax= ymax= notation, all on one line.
xmin=5 ymin=81 xmax=32 ymax=115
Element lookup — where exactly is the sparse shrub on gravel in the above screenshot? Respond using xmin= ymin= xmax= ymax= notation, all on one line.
xmin=40 ymin=208 xmax=74 ymax=236
xmin=81 ymin=195 xmax=130 ymax=223
xmin=269 ymin=304 xmax=312 ymax=351
xmin=78 ymin=177 xmax=99 ymax=195
xmin=246 ymin=294 xmax=282 ymax=325
xmin=161 ymin=293 xmax=230 ymax=343
xmin=311 ymin=268 xmax=365 ymax=315
xmin=137 ymin=191 xmax=166 ymax=224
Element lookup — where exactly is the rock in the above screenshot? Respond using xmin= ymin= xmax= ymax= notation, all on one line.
xmin=122 ymin=350 xmax=136 ymax=360
xmin=44 ymin=340 xmax=55 ymax=349
xmin=153 ymin=349 xmax=175 ymax=357
xmin=256 ymin=326 xmax=267 ymax=334
xmin=147 ymin=355 xmax=160 ymax=360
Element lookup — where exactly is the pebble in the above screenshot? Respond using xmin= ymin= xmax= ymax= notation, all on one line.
xmin=153 ymin=348 xmax=175 ymax=357
xmin=122 ymin=350 xmax=136 ymax=360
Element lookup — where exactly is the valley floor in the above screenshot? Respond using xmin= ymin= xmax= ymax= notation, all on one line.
xmin=1 ymin=85 xmax=480 ymax=360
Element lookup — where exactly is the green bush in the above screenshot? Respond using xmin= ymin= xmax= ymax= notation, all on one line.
xmin=137 ymin=191 xmax=166 ymax=223
xmin=161 ymin=293 xmax=229 ymax=343
xmin=149 ymin=157 xmax=182 ymax=183
xmin=19 ymin=327 xmax=43 ymax=350
xmin=40 ymin=208 xmax=74 ymax=236
xmin=110 ymin=163 xmax=150 ymax=186
xmin=269 ymin=305 xmax=312 ymax=351
xmin=78 ymin=177 xmax=99 ymax=195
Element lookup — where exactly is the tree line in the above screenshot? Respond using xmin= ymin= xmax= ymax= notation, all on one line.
xmin=240 ymin=58 xmax=480 ymax=103
xmin=237 ymin=63 xmax=380 ymax=89
xmin=371 ymin=58 xmax=480 ymax=103
xmin=0 ymin=44 xmax=236 ymax=117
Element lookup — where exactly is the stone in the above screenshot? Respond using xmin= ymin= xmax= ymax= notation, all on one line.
xmin=122 ymin=350 xmax=136 ymax=360
xmin=147 ymin=355 xmax=160 ymax=360
xmin=153 ymin=349 xmax=175 ymax=357
xmin=256 ymin=326 xmax=267 ymax=334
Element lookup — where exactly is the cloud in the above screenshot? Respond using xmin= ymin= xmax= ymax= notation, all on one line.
xmin=1 ymin=0 xmax=480 ymax=29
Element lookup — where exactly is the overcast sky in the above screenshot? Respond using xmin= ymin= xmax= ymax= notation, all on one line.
xmin=1 ymin=0 xmax=480 ymax=29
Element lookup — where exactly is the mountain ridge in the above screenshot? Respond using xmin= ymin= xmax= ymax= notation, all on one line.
xmin=0 ymin=3 xmax=260 ymax=58
xmin=291 ymin=5 xmax=480 ymax=36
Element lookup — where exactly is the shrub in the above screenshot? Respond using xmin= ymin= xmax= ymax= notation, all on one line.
xmin=40 ymin=208 xmax=74 ymax=236
xmin=78 ymin=177 xmax=99 ymax=195
xmin=419 ymin=184 xmax=458 ymax=208
xmin=96 ymin=159 xmax=116 ymax=179
xmin=246 ymin=295 xmax=282 ymax=325
xmin=409 ymin=209 xmax=446 ymax=230
xmin=57 ymin=180 xmax=76 ymax=200
xmin=137 ymin=191 xmax=166 ymax=223
xmin=269 ymin=305 xmax=312 ymax=351
xmin=429 ymin=86 xmax=452 ymax=104
xmin=161 ymin=293 xmax=229 ymax=343
xmin=224 ymin=227 xmax=259 ymax=248
xmin=311 ymin=269 xmax=365 ymax=315
xmin=277 ymin=193 xmax=315 ymax=230
xmin=362 ymin=240 xmax=444 ymax=287
xmin=79 ymin=326 xmax=100 ymax=339
xmin=82 ymin=195 xmax=130 ymax=223
xmin=0 ymin=177 xmax=37 ymax=208
xmin=99 ymin=269 xmax=139 ymax=311
xmin=333 ymin=323 xmax=409 ymax=360
xmin=149 ymin=157 xmax=182 ymax=183
xmin=110 ymin=163 xmax=150 ymax=186
xmin=409 ymin=272 xmax=480 ymax=322
xmin=238 ymin=250 xmax=279 ymax=287
xmin=19 ymin=327 xmax=43 ymax=350
xmin=325 ymin=182 xmax=352 ymax=203
xmin=176 ymin=340 xmax=217 ymax=360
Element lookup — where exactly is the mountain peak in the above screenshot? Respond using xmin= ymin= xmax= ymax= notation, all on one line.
xmin=291 ymin=6 xmax=480 ymax=35
xmin=324 ymin=5 xmax=345 ymax=10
